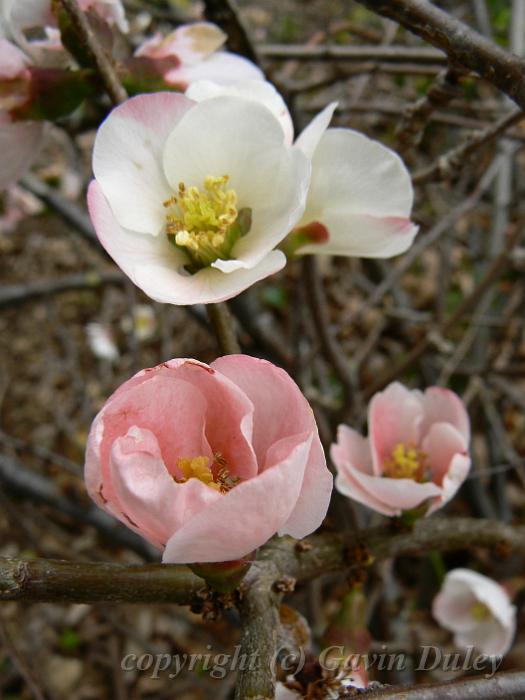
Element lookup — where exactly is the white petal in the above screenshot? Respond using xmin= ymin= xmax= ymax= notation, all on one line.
xmin=295 ymin=102 xmax=337 ymax=158
xmin=163 ymin=96 xmax=310 ymax=268
xmin=297 ymin=212 xmax=419 ymax=258
xmin=186 ymin=79 xmax=294 ymax=144
xmin=303 ymin=128 xmax=414 ymax=221
xmin=92 ymin=92 xmax=194 ymax=236
xmin=88 ymin=181 xmax=286 ymax=305
xmin=166 ymin=50 xmax=263 ymax=88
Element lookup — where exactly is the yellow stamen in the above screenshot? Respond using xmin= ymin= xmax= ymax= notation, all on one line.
xmin=383 ymin=442 xmax=427 ymax=480
xmin=164 ymin=175 xmax=240 ymax=268
xmin=470 ymin=601 xmax=492 ymax=621
xmin=175 ymin=453 xmax=240 ymax=493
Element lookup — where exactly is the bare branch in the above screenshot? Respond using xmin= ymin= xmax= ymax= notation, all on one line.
xmin=353 ymin=0 xmax=525 ymax=109
xmin=259 ymin=44 xmax=445 ymax=63
xmin=207 ymin=302 xmax=241 ymax=354
xmin=366 ymin=671 xmax=525 ymax=699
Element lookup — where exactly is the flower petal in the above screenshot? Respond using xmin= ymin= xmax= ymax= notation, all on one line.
xmin=92 ymin=92 xmax=194 ymax=236
xmin=168 ymin=50 xmax=263 ymax=88
xmin=297 ymin=212 xmax=418 ymax=258
xmin=162 ymin=436 xmax=312 ymax=562
xmin=186 ymin=79 xmax=293 ymax=143
xmin=421 ymin=386 xmax=470 ymax=444
xmin=162 ymin=96 xmax=310 ymax=268
xmin=368 ymin=382 xmax=424 ymax=476
xmin=109 ymin=426 xmax=218 ymax=549
xmin=88 ymin=180 xmax=287 ymax=304
xmin=295 ymin=102 xmax=337 ymax=159
xmin=331 ymin=424 xmax=373 ymax=475
xmin=301 ymin=128 xmax=414 ymax=223
xmin=0 ymin=119 xmax=45 ymax=188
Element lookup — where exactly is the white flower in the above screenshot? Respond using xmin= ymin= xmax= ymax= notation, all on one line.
xmin=135 ymin=22 xmax=262 ymax=89
xmin=432 ymin=568 xmax=516 ymax=657
xmin=186 ymin=80 xmax=418 ymax=259
xmin=88 ymin=92 xmax=310 ymax=305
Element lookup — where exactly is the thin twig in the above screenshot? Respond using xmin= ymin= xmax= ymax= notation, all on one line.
xmin=207 ymin=303 xmax=241 ymax=355
xmin=353 ymin=0 xmax=525 ymax=110
xmin=259 ymin=44 xmax=446 ymax=63
xmin=364 ymin=225 xmax=522 ymax=397
xmin=365 ymin=671 xmax=525 ymax=699
xmin=60 ymin=0 xmax=127 ymax=105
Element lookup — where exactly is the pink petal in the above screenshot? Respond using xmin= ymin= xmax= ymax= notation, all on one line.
xmin=420 ymin=386 xmax=470 ymax=444
xmin=88 ymin=180 xmax=287 ymax=305
xmin=368 ymin=382 xmax=424 ymax=476
xmin=162 ymin=436 xmax=312 ymax=563
xmin=92 ymin=92 xmax=194 ymax=236
xmin=335 ymin=459 xmax=441 ymax=516
xmin=109 ymin=426 xmax=218 ymax=549
xmin=167 ymin=51 xmax=263 ymax=88
xmin=0 ymin=38 xmax=29 ymax=79
xmin=331 ymin=424 xmax=373 ymax=475
xmin=0 ymin=119 xmax=45 ymax=188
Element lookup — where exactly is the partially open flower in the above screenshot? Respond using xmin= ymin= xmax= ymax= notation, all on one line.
xmin=88 ymin=92 xmax=310 ymax=304
xmin=85 ymin=355 xmax=332 ymax=563
xmin=432 ymin=568 xmax=516 ymax=657
xmin=135 ymin=22 xmax=262 ymax=90
xmin=331 ymin=382 xmax=471 ymax=517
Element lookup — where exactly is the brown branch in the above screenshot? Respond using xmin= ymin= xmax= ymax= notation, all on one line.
xmin=0 ymin=558 xmax=205 ymax=604
xmin=207 ymin=302 xmax=241 ymax=355
xmin=203 ymin=0 xmax=259 ymax=64
xmin=59 ymin=0 xmax=127 ymax=105
xmin=363 ymin=225 xmax=522 ymax=398
xmin=414 ymin=107 xmax=525 ymax=184
xmin=396 ymin=67 xmax=465 ymax=152
xmin=366 ymin=671 xmax=525 ymax=700
xmin=259 ymin=44 xmax=446 ymax=63
xmin=2 ymin=517 xmax=524 ymax=603
xmin=353 ymin=0 xmax=525 ymax=110
xmin=302 ymin=257 xmax=354 ymax=402
xmin=234 ymin=562 xmax=283 ymax=700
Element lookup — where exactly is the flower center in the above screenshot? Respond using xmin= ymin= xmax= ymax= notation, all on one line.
xmin=164 ymin=175 xmax=251 ymax=270
xmin=175 ymin=453 xmax=240 ymax=493
xmin=383 ymin=442 xmax=427 ymax=480
xmin=470 ymin=601 xmax=491 ymax=621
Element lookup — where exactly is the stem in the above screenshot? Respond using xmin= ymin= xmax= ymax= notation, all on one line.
xmin=207 ymin=302 xmax=241 ymax=354
xmin=353 ymin=0 xmax=525 ymax=110
xmin=59 ymin=0 xmax=127 ymax=106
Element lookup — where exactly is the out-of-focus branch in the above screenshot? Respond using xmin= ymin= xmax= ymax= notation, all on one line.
xmin=414 ymin=107 xmax=525 ymax=184
xmin=203 ymin=0 xmax=259 ymax=64
xmin=0 ymin=453 xmax=156 ymax=560
xmin=60 ymin=0 xmax=126 ymax=105
xmin=364 ymin=225 xmax=522 ymax=397
xmin=259 ymin=44 xmax=445 ymax=63
xmin=207 ymin=303 xmax=241 ymax=355
xmin=353 ymin=0 xmax=525 ymax=110
xmin=366 ymin=671 xmax=525 ymax=699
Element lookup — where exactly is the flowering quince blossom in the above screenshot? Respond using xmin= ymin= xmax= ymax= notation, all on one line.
xmin=135 ymin=22 xmax=262 ymax=90
xmin=87 ymin=92 xmax=310 ymax=304
xmin=0 ymin=39 xmax=46 ymax=189
xmin=85 ymin=355 xmax=332 ymax=563
xmin=331 ymin=382 xmax=471 ymax=517
xmin=432 ymin=568 xmax=516 ymax=657
xmin=186 ymin=80 xmax=418 ymax=258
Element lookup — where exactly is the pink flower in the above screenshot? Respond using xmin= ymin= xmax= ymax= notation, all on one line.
xmin=331 ymin=382 xmax=471 ymax=517
xmin=135 ymin=22 xmax=262 ymax=90
xmin=432 ymin=569 xmax=516 ymax=657
xmin=0 ymin=39 xmax=46 ymax=189
xmin=85 ymin=355 xmax=332 ymax=563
